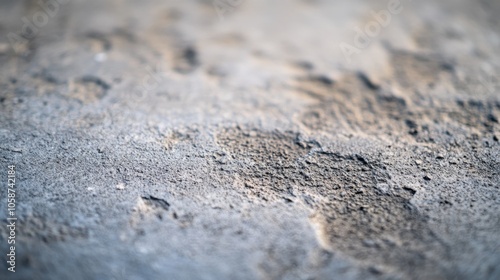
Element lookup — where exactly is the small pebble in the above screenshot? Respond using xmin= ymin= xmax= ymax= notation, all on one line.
xmin=376 ymin=183 xmax=389 ymax=194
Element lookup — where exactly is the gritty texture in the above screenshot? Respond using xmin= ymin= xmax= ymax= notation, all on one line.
xmin=0 ymin=0 xmax=499 ymax=279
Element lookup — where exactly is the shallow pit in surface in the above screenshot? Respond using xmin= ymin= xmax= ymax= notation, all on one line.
xmin=216 ymin=127 xmax=450 ymax=276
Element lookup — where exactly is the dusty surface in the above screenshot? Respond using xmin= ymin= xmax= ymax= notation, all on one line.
xmin=0 ymin=0 xmax=499 ymax=279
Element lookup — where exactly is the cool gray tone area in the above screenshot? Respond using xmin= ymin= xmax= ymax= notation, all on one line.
xmin=0 ymin=0 xmax=499 ymax=279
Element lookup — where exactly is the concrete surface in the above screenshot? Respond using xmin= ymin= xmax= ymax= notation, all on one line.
xmin=0 ymin=0 xmax=499 ymax=279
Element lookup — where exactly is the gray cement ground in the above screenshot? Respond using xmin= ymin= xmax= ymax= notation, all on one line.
xmin=0 ymin=0 xmax=499 ymax=279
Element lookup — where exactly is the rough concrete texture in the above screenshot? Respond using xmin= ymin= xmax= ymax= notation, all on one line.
xmin=0 ymin=0 xmax=499 ymax=279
